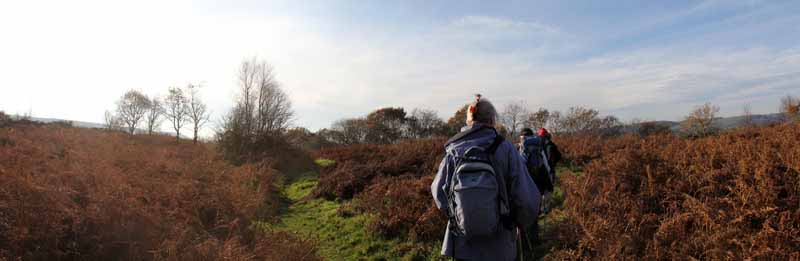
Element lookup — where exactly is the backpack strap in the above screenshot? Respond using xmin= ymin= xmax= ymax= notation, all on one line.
xmin=486 ymin=133 xmax=512 ymax=221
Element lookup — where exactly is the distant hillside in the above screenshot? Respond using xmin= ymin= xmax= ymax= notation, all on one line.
xmin=8 ymin=115 xmax=181 ymax=136
xmin=10 ymin=115 xmax=106 ymax=129
xmin=638 ymin=113 xmax=786 ymax=132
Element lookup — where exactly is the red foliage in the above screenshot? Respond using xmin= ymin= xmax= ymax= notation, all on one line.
xmin=313 ymin=138 xmax=447 ymax=242
xmin=313 ymin=138 xmax=445 ymax=200
xmin=0 ymin=124 xmax=317 ymax=260
xmin=550 ymin=124 xmax=800 ymax=260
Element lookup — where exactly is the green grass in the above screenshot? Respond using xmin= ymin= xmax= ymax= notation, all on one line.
xmin=314 ymin=159 xmax=336 ymax=168
xmin=259 ymin=169 xmax=443 ymax=261
xmin=259 ymin=164 xmax=578 ymax=260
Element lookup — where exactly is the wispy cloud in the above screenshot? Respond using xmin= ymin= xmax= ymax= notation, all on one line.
xmin=1 ymin=1 xmax=798 ymax=132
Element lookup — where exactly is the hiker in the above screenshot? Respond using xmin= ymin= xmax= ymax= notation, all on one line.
xmin=516 ymin=128 xmax=553 ymax=260
xmin=431 ymin=95 xmax=540 ymax=261
xmin=538 ymin=128 xmax=561 ymax=188
xmin=518 ymin=128 xmax=553 ymax=197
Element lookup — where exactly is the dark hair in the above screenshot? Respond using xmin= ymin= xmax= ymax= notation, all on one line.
xmin=520 ymin=128 xmax=534 ymax=136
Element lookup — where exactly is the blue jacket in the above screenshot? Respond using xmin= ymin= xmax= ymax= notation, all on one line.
xmin=431 ymin=124 xmax=541 ymax=260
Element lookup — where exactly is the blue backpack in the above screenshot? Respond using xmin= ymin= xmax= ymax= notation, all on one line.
xmin=520 ymin=136 xmax=553 ymax=193
xmin=445 ymin=131 xmax=510 ymax=238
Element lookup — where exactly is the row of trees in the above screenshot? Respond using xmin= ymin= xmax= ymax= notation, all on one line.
xmin=215 ymin=58 xmax=296 ymax=164
xmin=105 ymin=85 xmax=209 ymax=143
xmin=205 ymin=56 xmax=800 ymax=153
xmin=317 ymin=107 xmax=449 ymax=145
xmin=499 ymin=103 xmax=623 ymax=138
xmin=313 ymin=103 xmax=627 ymax=146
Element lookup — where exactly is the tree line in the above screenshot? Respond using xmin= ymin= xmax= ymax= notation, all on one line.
xmin=105 ymin=84 xmax=210 ymax=144
xmin=103 ymin=55 xmax=800 ymax=158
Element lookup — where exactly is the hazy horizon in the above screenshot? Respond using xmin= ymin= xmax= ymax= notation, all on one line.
xmin=2 ymin=0 xmax=799 ymax=134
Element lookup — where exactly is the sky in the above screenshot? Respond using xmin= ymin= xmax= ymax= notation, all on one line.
xmin=1 ymin=0 xmax=799 ymax=134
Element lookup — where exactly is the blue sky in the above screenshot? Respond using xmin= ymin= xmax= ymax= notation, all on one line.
xmin=1 ymin=0 xmax=799 ymax=133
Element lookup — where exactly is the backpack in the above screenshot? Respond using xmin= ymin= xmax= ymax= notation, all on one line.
xmin=520 ymin=136 xmax=553 ymax=193
xmin=445 ymin=133 xmax=510 ymax=238
xmin=546 ymin=141 xmax=561 ymax=167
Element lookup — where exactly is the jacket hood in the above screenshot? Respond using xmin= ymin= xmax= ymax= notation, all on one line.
xmin=445 ymin=124 xmax=500 ymax=157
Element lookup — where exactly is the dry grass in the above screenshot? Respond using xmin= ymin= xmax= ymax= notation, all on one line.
xmin=0 ymin=120 xmax=317 ymax=260
xmin=314 ymin=124 xmax=800 ymax=259
xmin=313 ymin=139 xmax=447 ymax=243
xmin=550 ymin=124 xmax=800 ymax=260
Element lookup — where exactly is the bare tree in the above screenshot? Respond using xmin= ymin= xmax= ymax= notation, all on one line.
xmin=407 ymin=108 xmax=446 ymax=139
xmin=144 ymin=96 xmax=163 ymax=135
xmin=217 ymin=57 xmax=295 ymax=162
xmin=186 ymin=84 xmax=210 ymax=144
xmin=116 ymin=90 xmax=150 ymax=135
xmin=103 ymin=110 xmax=123 ymax=131
xmin=500 ymin=101 xmax=528 ymax=138
xmin=741 ymin=104 xmax=754 ymax=127
xmin=164 ymin=86 xmax=189 ymax=142
xmin=230 ymin=57 xmax=293 ymax=135
xmin=560 ymin=106 xmax=601 ymax=134
xmin=331 ymin=118 xmax=369 ymax=145
xmin=547 ymin=110 xmax=563 ymax=134
xmin=524 ymin=108 xmax=550 ymax=130
xmin=681 ymin=102 xmax=719 ymax=138
xmin=780 ymin=95 xmax=800 ymax=122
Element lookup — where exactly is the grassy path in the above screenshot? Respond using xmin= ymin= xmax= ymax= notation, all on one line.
xmin=257 ymin=172 xmax=441 ymax=260
xmin=257 ymin=166 xmax=577 ymax=260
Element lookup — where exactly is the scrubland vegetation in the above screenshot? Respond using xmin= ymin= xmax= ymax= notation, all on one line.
xmin=0 ymin=116 xmax=317 ymax=260
xmin=2 ymin=49 xmax=798 ymax=261
xmin=310 ymin=122 xmax=800 ymax=260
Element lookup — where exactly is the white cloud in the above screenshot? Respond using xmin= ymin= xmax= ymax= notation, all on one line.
xmin=0 ymin=2 xmax=798 ymax=135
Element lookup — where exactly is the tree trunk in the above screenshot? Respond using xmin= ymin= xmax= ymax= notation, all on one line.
xmin=193 ymin=128 xmax=198 ymax=144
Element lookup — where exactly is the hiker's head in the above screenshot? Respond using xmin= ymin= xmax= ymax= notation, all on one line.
xmin=466 ymin=94 xmax=497 ymax=127
xmin=538 ymin=128 xmax=551 ymax=139
xmin=521 ymin=128 xmax=534 ymax=137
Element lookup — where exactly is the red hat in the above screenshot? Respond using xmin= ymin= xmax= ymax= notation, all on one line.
xmin=538 ymin=128 xmax=549 ymax=137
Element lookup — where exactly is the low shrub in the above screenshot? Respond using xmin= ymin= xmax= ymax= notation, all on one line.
xmin=312 ymin=138 xmax=446 ymax=242
xmin=550 ymin=123 xmax=800 ymax=259
xmin=0 ymin=124 xmax=317 ymax=260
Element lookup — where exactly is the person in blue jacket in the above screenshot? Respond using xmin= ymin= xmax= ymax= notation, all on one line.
xmin=431 ymin=95 xmax=541 ymax=260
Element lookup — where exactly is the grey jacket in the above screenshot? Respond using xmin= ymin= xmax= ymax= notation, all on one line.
xmin=431 ymin=125 xmax=541 ymax=260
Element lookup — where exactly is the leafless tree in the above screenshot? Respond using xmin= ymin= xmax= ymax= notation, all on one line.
xmin=331 ymin=118 xmax=369 ymax=145
xmin=780 ymin=95 xmax=799 ymax=122
xmin=144 ymin=96 xmax=163 ymax=135
xmin=116 ymin=89 xmax=150 ymax=135
xmin=186 ymin=84 xmax=210 ymax=144
xmin=524 ymin=108 xmax=550 ymax=130
xmin=598 ymin=115 xmax=623 ymax=136
xmin=103 ymin=110 xmax=123 ymax=131
xmin=217 ymin=57 xmax=295 ymax=162
xmin=164 ymin=86 xmax=189 ymax=142
xmin=500 ymin=101 xmax=528 ymax=138
xmin=741 ymin=104 xmax=754 ymax=127
xmin=560 ymin=106 xmax=601 ymax=134
xmin=407 ymin=108 xmax=446 ymax=139
xmin=230 ymin=57 xmax=293 ymax=135
xmin=547 ymin=110 xmax=563 ymax=134
xmin=681 ymin=102 xmax=719 ymax=138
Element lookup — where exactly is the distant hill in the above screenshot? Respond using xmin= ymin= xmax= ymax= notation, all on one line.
xmin=10 ymin=115 xmax=106 ymax=129
xmin=641 ymin=113 xmax=786 ymax=132
xmin=8 ymin=115 xmax=181 ymax=136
